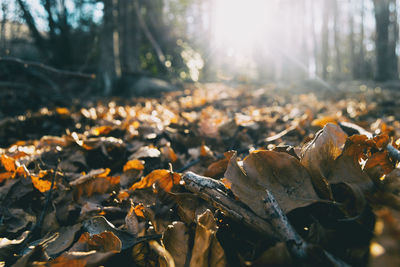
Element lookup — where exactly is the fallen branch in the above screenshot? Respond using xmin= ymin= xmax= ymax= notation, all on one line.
xmin=182 ymin=171 xmax=280 ymax=241
xmin=183 ymin=171 xmax=350 ymax=266
xmin=0 ymin=57 xmax=95 ymax=79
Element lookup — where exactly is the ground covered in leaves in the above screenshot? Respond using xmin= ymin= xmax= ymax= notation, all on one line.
xmin=1 ymin=83 xmax=400 ymax=266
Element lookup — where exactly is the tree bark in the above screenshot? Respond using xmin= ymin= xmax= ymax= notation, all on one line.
xmin=118 ymin=0 xmax=141 ymax=73
xmin=321 ymin=0 xmax=330 ymax=80
xmin=333 ymin=0 xmax=341 ymax=75
xmin=311 ymin=0 xmax=319 ymax=77
xmin=0 ymin=1 xmax=7 ymax=55
xmin=16 ymin=0 xmax=48 ymax=57
xmin=389 ymin=0 xmax=399 ymax=79
xmin=348 ymin=0 xmax=356 ymax=78
xmin=373 ymin=0 xmax=395 ymax=81
xmin=99 ymin=0 xmax=117 ymax=95
xmin=358 ymin=0 xmax=366 ymax=79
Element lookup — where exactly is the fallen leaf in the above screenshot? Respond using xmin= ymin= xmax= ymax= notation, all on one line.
xmin=301 ymin=123 xmax=347 ymax=198
xmin=225 ymin=150 xmax=320 ymax=216
xmin=189 ymin=210 xmax=226 ymax=267
xmin=46 ymin=224 xmax=82 ymax=256
xmin=31 ymin=175 xmax=54 ymax=193
xmin=70 ymin=231 xmax=122 ymax=253
xmin=123 ymin=159 xmax=145 ymax=172
xmin=92 ymin=125 xmax=113 ymax=136
xmin=0 ymin=155 xmax=16 ymax=172
xmin=163 ymin=221 xmax=189 ymax=267
xmin=129 ymin=169 xmax=181 ymax=193
xmin=311 ymin=116 xmax=337 ymax=128
xmin=204 ymin=151 xmax=235 ymax=178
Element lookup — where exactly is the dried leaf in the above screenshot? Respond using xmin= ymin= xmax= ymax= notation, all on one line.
xmin=126 ymin=205 xmax=140 ymax=235
xmin=129 ymin=169 xmax=181 ymax=193
xmin=92 ymin=125 xmax=113 ymax=136
xmin=311 ymin=116 xmax=337 ymax=128
xmin=46 ymin=224 xmax=82 ymax=256
xmin=123 ymin=159 xmax=145 ymax=172
xmin=163 ymin=221 xmax=189 ymax=267
xmin=31 ymin=175 xmax=54 ymax=192
xmin=189 ymin=210 xmax=226 ymax=267
xmin=365 ymin=151 xmax=394 ymax=175
xmin=301 ymin=123 xmax=347 ymax=198
xmin=0 ymin=155 xmax=16 ymax=172
xmin=70 ymin=231 xmax=122 ymax=253
xmin=204 ymin=151 xmax=235 ymax=178
xmin=225 ymin=150 xmax=320 ymax=216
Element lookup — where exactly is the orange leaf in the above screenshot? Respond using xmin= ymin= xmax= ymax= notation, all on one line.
xmin=365 ymin=151 xmax=394 ymax=174
xmin=162 ymin=146 xmax=178 ymax=163
xmin=92 ymin=125 xmax=113 ymax=136
xmin=56 ymin=107 xmax=70 ymax=115
xmin=129 ymin=169 xmax=181 ymax=192
xmin=134 ymin=203 xmax=145 ymax=218
xmin=200 ymin=144 xmax=211 ymax=157
xmin=1 ymin=155 xmax=16 ymax=172
xmin=31 ymin=175 xmax=54 ymax=192
xmin=15 ymin=165 xmax=30 ymax=178
xmin=374 ymin=134 xmax=389 ymax=150
xmin=220 ymin=178 xmax=231 ymax=189
xmin=117 ymin=191 xmax=130 ymax=201
xmin=311 ymin=116 xmax=337 ymax=128
xmin=74 ymin=231 xmax=121 ymax=252
xmin=123 ymin=160 xmax=145 ymax=172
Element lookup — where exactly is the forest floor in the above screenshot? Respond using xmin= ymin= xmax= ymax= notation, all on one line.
xmin=1 ymin=82 xmax=400 ymax=266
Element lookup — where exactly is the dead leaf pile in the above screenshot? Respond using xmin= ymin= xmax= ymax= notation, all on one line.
xmin=1 ymin=83 xmax=400 ymax=266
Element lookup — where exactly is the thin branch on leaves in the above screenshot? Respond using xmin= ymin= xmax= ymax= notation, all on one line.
xmin=182 ymin=171 xmax=280 ymax=240
xmin=182 ymin=171 xmax=351 ymax=267
xmin=0 ymin=57 xmax=95 ymax=79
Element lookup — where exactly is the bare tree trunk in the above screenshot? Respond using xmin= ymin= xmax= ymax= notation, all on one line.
xmin=321 ymin=0 xmax=330 ymax=80
xmin=358 ymin=0 xmax=366 ymax=78
xmin=373 ymin=0 xmax=394 ymax=81
xmin=311 ymin=1 xmax=319 ymax=77
xmin=118 ymin=0 xmax=141 ymax=73
xmin=112 ymin=0 xmax=121 ymax=78
xmin=133 ymin=0 xmax=167 ymax=69
xmin=333 ymin=0 xmax=341 ymax=75
xmin=389 ymin=0 xmax=399 ymax=79
xmin=16 ymin=0 xmax=48 ymax=57
xmin=100 ymin=0 xmax=116 ymax=95
xmin=0 ymin=1 xmax=7 ymax=55
xmin=348 ymin=0 xmax=356 ymax=78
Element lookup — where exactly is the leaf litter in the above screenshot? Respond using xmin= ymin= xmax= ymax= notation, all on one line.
xmin=1 ymin=83 xmax=400 ymax=266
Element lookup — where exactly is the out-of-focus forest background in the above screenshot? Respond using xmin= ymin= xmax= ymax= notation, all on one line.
xmin=1 ymin=0 xmax=399 ymax=96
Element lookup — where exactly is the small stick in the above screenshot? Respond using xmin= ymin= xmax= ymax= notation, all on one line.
xmin=0 ymin=57 xmax=95 ymax=79
xmin=182 ymin=172 xmax=280 ymax=240
xmin=261 ymin=124 xmax=297 ymax=143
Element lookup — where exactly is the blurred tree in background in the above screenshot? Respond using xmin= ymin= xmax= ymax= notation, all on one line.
xmin=1 ymin=0 xmax=400 ymax=95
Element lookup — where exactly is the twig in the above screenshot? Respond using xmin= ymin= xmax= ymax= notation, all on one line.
xmin=0 ymin=57 xmax=95 ymax=79
xmin=182 ymin=171 xmax=280 ymax=240
xmin=183 ymin=171 xmax=351 ymax=267
xmin=261 ymin=124 xmax=297 ymax=143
